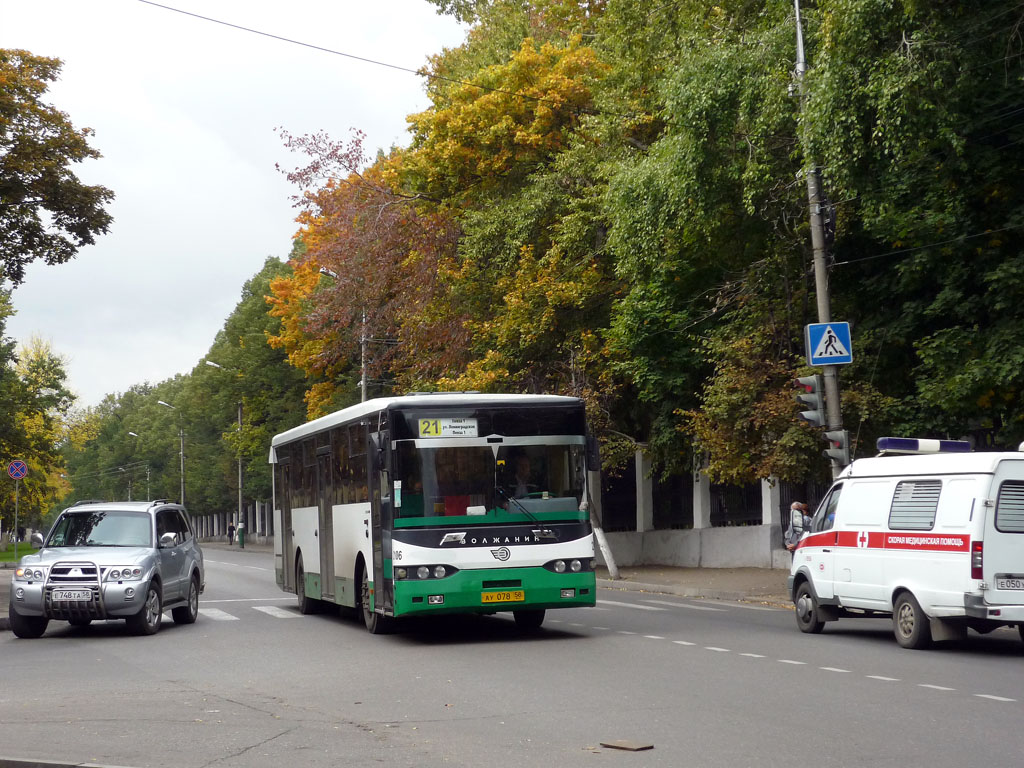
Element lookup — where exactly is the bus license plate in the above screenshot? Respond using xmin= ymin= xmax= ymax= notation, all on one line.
xmin=51 ymin=590 xmax=91 ymax=601
xmin=996 ymin=577 xmax=1024 ymax=590
xmin=481 ymin=590 xmax=525 ymax=604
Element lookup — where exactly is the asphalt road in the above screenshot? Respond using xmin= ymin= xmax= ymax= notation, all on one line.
xmin=2 ymin=549 xmax=1023 ymax=768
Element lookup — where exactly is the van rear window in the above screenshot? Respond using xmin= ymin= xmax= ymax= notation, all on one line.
xmin=888 ymin=480 xmax=941 ymax=530
xmin=996 ymin=481 xmax=1024 ymax=533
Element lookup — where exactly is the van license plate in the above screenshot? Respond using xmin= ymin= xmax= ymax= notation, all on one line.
xmin=481 ymin=590 xmax=525 ymax=604
xmin=995 ymin=578 xmax=1024 ymax=590
xmin=51 ymin=590 xmax=92 ymax=601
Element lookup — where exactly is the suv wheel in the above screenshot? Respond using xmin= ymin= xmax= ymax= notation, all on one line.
xmin=9 ymin=602 xmax=48 ymax=639
xmin=172 ymin=575 xmax=200 ymax=625
xmin=128 ymin=582 xmax=163 ymax=636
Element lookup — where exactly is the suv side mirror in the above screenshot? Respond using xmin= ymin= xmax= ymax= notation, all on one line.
xmin=30 ymin=531 xmax=44 ymax=548
xmin=159 ymin=532 xmax=180 ymax=548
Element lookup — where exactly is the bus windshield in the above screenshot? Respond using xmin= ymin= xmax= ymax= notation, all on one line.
xmin=394 ymin=442 xmax=586 ymax=519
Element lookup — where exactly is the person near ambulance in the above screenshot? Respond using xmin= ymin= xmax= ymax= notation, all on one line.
xmin=785 ymin=501 xmax=811 ymax=552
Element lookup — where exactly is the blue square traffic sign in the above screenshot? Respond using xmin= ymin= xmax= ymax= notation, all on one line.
xmin=806 ymin=322 xmax=853 ymax=366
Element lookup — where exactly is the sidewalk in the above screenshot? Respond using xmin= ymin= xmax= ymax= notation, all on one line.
xmin=1 ymin=554 xmax=792 ymax=633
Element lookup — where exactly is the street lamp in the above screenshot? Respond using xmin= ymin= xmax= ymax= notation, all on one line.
xmin=157 ymin=400 xmax=185 ymax=506
xmin=206 ymin=359 xmax=244 ymax=540
xmin=127 ymin=432 xmax=152 ymax=499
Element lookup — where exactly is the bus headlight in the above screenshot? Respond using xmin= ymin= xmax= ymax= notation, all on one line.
xmin=433 ymin=565 xmax=446 ymax=579
xmin=570 ymin=559 xmax=582 ymax=572
xmin=553 ymin=560 xmax=566 ymax=573
xmin=417 ymin=566 xmax=430 ymax=579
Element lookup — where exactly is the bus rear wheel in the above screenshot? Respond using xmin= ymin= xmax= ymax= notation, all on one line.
xmin=360 ymin=566 xmax=394 ymax=635
xmin=513 ymin=609 xmax=545 ymax=630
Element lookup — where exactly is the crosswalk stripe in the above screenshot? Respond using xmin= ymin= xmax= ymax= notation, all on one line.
xmin=253 ymin=605 xmax=301 ymax=619
xmin=200 ymin=608 xmax=240 ymax=621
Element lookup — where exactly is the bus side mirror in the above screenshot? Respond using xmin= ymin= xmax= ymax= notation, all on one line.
xmin=586 ymin=435 xmax=601 ymax=472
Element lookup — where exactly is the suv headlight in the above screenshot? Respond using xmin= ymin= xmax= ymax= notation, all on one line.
xmin=15 ymin=566 xmax=47 ymax=582
xmin=105 ymin=567 xmax=144 ymax=582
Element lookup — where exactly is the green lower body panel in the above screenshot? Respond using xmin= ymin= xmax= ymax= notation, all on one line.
xmin=392 ymin=566 xmax=596 ymax=617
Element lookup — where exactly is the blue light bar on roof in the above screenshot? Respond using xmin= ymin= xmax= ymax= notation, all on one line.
xmin=876 ymin=437 xmax=972 ymax=454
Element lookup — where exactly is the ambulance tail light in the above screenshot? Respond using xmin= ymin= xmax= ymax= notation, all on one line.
xmin=971 ymin=540 xmax=984 ymax=580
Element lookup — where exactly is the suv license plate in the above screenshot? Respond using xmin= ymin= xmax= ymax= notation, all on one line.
xmin=995 ymin=578 xmax=1024 ymax=591
xmin=481 ymin=590 xmax=525 ymax=604
xmin=52 ymin=590 xmax=92 ymax=601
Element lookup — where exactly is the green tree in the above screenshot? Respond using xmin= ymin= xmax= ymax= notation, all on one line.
xmin=0 ymin=50 xmax=114 ymax=285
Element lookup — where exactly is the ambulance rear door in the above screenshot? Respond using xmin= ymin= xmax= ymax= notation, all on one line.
xmin=985 ymin=460 xmax=1024 ymax=606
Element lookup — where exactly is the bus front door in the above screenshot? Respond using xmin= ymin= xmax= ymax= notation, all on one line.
xmin=317 ymin=449 xmax=335 ymax=602
xmin=368 ymin=430 xmax=394 ymax=615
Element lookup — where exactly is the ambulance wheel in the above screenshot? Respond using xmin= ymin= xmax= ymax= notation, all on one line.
xmin=893 ymin=591 xmax=932 ymax=649
xmin=794 ymin=582 xmax=825 ymax=634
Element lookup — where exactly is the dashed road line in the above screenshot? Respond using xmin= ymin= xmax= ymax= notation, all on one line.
xmin=203 ymin=597 xmax=294 ymax=603
xmin=672 ymin=640 xmax=696 ymax=646
xmin=740 ymin=653 xmax=765 ymax=658
xmin=705 ymin=646 xmax=730 ymax=652
xmin=643 ymin=599 xmax=725 ymax=612
xmin=779 ymin=659 xmax=806 ymax=665
xmin=974 ymin=694 xmax=1016 ymax=702
xmin=866 ymin=675 xmax=900 ymax=681
xmin=644 ymin=635 xmax=665 ymax=640
xmin=599 ymin=599 xmax=667 ymax=611
xmin=918 ymin=684 xmax=955 ymax=691
xmin=820 ymin=667 xmax=850 ymax=673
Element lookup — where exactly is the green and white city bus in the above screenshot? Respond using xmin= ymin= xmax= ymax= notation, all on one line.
xmin=270 ymin=393 xmax=598 ymax=633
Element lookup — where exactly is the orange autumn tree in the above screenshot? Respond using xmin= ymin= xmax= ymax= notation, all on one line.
xmin=268 ymin=131 xmax=464 ymax=416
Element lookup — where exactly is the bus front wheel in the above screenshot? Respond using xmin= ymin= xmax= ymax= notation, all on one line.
xmin=296 ymin=556 xmax=319 ymax=615
xmin=360 ymin=566 xmax=394 ymax=635
xmin=513 ymin=609 xmax=545 ymax=630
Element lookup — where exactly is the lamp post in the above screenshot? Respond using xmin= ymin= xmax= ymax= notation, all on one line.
xmin=127 ymin=432 xmax=152 ymax=499
xmin=206 ymin=360 xmax=244 ymax=538
xmin=157 ymin=400 xmax=185 ymax=505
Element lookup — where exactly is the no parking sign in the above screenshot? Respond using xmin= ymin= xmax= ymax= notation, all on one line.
xmin=8 ymin=459 xmax=27 ymax=480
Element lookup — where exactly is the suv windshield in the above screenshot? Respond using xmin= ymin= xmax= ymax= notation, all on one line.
xmin=47 ymin=511 xmax=153 ymax=547
xmin=395 ymin=442 xmax=585 ymax=518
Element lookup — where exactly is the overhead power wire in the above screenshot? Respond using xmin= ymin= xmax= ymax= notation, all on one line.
xmin=134 ymin=0 xmax=631 ymax=121
xmin=832 ymin=223 xmax=1024 ymax=267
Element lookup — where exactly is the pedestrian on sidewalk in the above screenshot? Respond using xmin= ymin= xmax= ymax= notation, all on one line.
xmin=228 ymin=523 xmax=235 ymax=546
xmin=785 ymin=501 xmax=810 ymax=553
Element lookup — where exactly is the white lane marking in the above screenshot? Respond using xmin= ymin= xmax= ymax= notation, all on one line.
xmin=918 ymin=684 xmax=955 ymax=691
xmin=205 ymin=560 xmax=271 ymax=572
xmin=820 ymin=667 xmax=850 ymax=673
xmin=642 ymin=599 xmax=724 ymax=612
xmin=644 ymin=635 xmax=665 ymax=640
xmin=203 ymin=597 xmax=294 ymax=603
xmin=599 ymin=599 xmax=667 ymax=611
xmin=740 ymin=653 xmax=766 ymax=658
xmin=592 ymin=626 xmax=610 ymax=630
xmin=199 ymin=608 xmax=240 ymax=621
xmin=672 ymin=640 xmax=696 ymax=646
xmin=974 ymin=694 xmax=1016 ymax=702
xmin=705 ymin=647 xmax=730 ymax=653
xmin=617 ymin=630 xmax=637 ymax=635
xmin=711 ymin=602 xmax=781 ymax=612
xmin=779 ymin=660 xmax=806 ymax=665
xmin=253 ymin=605 xmax=301 ymax=619
xmin=866 ymin=675 xmax=900 ymax=682
xmin=569 ymin=622 xmax=585 ymax=627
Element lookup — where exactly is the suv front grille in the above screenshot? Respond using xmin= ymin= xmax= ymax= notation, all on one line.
xmin=43 ymin=560 xmax=105 ymax=619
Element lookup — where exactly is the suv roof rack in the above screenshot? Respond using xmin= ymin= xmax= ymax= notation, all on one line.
xmin=71 ymin=499 xmax=107 ymax=506
xmin=405 ymin=390 xmax=481 ymax=396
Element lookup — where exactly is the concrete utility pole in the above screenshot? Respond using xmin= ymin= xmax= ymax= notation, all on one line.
xmin=794 ymin=0 xmax=844 ymax=474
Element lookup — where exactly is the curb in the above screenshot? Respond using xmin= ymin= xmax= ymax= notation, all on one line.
xmin=597 ymin=577 xmax=790 ymax=605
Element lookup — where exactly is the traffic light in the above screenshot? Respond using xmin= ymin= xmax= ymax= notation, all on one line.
xmin=794 ymin=375 xmax=825 ymax=427
xmin=823 ymin=429 xmax=851 ymax=466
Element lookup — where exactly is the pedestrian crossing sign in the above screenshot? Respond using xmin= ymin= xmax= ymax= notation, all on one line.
xmin=805 ymin=322 xmax=853 ymax=366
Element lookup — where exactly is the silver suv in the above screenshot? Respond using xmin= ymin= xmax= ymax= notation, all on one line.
xmin=9 ymin=500 xmax=205 ymax=638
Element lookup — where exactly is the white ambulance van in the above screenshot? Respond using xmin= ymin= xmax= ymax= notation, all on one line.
xmin=788 ymin=437 xmax=1024 ymax=649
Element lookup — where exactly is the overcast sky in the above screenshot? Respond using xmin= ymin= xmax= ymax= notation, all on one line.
xmin=1 ymin=0 xmax=465 ymax=407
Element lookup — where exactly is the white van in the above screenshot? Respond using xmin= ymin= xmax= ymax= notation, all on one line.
xmin=788 ymin=438 xmax=1024 ymax=649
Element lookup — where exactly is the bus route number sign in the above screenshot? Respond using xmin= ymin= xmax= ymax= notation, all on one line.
xmin=418 ymin=418 xmax=479 ymax=438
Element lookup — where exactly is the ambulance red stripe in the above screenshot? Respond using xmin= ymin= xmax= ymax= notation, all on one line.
xmin=796 ymin=530 xmax=969 ymax=552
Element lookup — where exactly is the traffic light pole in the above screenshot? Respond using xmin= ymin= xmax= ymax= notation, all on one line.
xmin=795 ymin=0 xmax=844 ymax=475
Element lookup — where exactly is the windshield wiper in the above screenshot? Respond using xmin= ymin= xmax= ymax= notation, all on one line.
xmin=495 ymin=487 xmax=555 ymax=539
